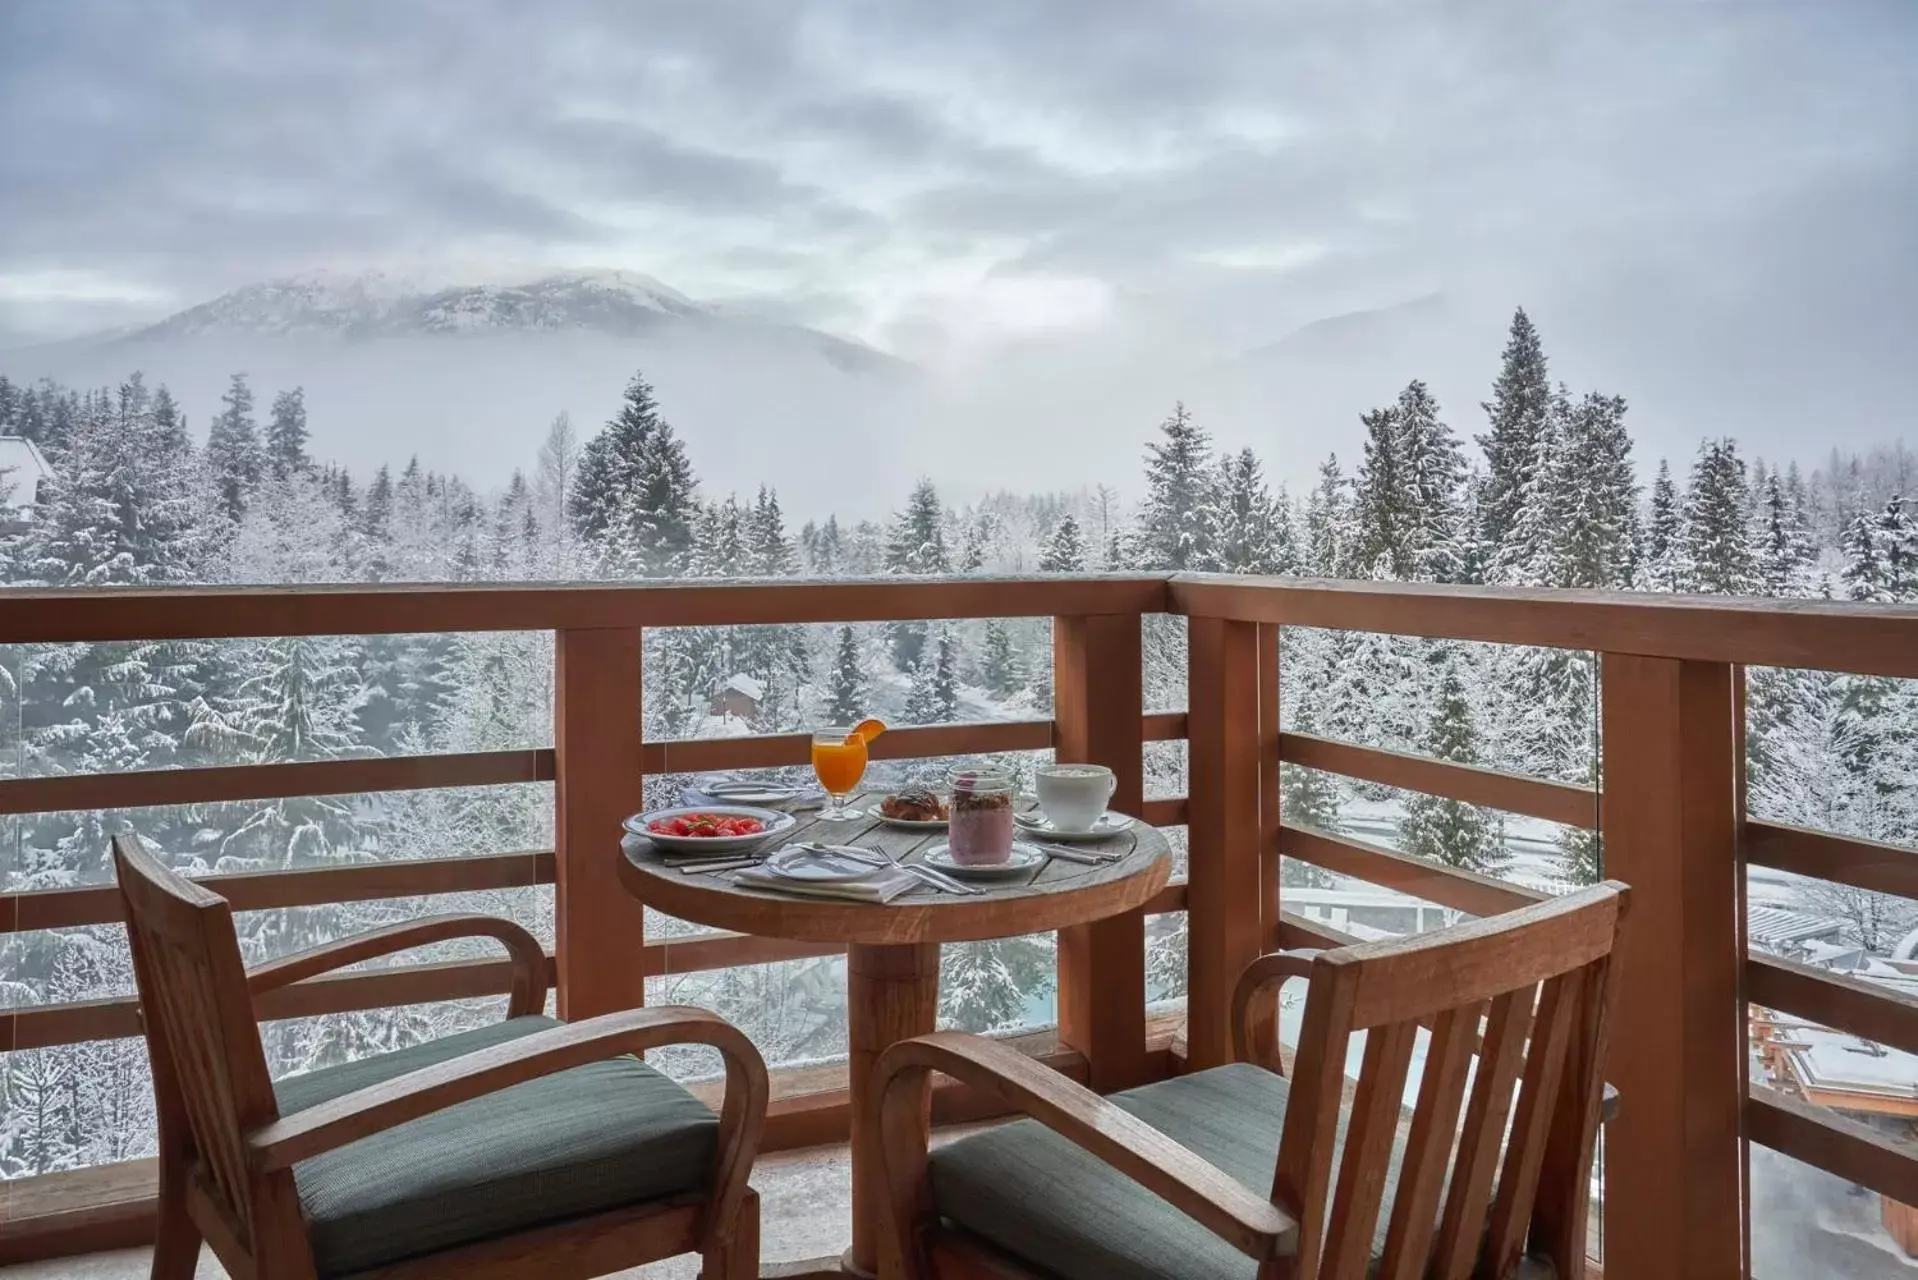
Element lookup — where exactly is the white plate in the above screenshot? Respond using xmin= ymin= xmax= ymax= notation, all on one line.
xmin=696 ymin=777 xmax=809 ymax=806
xmin=763 ymin=845 xmax=883 ymax=882
xmin=921 ymin=843 xmax=1046 ymax=879
xmin=875 ymin=811 xmax=949 ymax=830
xmin=624 ymin=805 xmax=795 ymax=855
xmin=1013 ymin=811 xmax=1135 ymax=842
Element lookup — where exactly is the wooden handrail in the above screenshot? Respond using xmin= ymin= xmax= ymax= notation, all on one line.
xmin=1170 ymin=573 xmax=1918 ymax=677
xmin=1748 ymin=1085 xmax=1918 ymax=1208
xmin=0 ymin=574 xmax=1174 ymax=643
xmin=1280 ymin=824 xmax=1546 ymax=918
xmin=1745 ymin=820 xmax=1918 ymax=900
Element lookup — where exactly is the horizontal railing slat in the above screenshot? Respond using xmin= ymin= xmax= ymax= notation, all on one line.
xmin=1280 ymin=824 xmax=1546 ymax=917
xmin=1747 ymin=954 xmax=1918 ymax=1058
xmin=1748 ymin=1084 xmax=1918 ymax=1206
xmin=0 ymin=930 xmax=852 ymax=1050
xmin=1746 ymin=820 xmax=1918 ymax=900
xmin=1169 ymin=573 xmax=1918 ymax=678
xmin=0 ymin=574 xmax=1176 ymax=643
xmin=642 ymin=718 xmax=1056 ymax=773
xmin=3 ymin=852 xmax=556 ymax=934
xmin=1278 ymin=732 xmax=1596 ymax=829
xmin=0 ymin=751 xmax=555 ymax=817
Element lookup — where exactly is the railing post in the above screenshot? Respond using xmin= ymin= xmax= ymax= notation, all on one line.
xmin=1053 ymin=612 xmax=1148 ymax=1092
xmin=554 ymin=626 xmax=649 ymax=1020
xmin=1185 ymin=616 xmax=1269 ymax=1070
xmin=1599 ymin=652 xmax=1744 ymax=1278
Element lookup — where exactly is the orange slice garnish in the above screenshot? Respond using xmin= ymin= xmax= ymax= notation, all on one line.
xmin=848 ymin=718 xmax=887 ymax=745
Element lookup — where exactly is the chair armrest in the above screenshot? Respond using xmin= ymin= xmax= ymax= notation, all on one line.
xmin=1231 ymin=949 xmax=1321 ymax=1070
xmin=874 ymin=1031 xmax=1297 ymax=1261
xmin=246 ymin=914 xmax=549 ymax=1018
xmin=248 ymin=1005 xmax=766 ymax=1178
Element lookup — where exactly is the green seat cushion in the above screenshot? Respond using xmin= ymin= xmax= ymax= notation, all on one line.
xmin=273 ymin=1015 xmax=718 ymax=1277
xmin=930 ymin=1062 xmax=1408 ymax=1280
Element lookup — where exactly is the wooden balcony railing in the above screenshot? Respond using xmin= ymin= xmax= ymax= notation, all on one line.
xmin=2 ymin=571 xmax=1916 ymax=1277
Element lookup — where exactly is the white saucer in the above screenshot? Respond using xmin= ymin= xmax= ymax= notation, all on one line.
xmin=921 ymin=843 xmax=1046 ymax=879
xmin=875 ymin=813 xmax=949 ymax=831
xmin=1013 ymin=811 xmax=1134 ymax=842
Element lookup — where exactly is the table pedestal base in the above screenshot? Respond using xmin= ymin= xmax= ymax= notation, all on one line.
xmin=845 ymin=941 xmax=941 ymax=1277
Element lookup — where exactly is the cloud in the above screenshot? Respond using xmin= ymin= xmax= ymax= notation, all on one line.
xmin=0 ymin=0 xmax=1913 ymax=383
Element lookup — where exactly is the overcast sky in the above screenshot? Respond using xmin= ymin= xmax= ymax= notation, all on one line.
xmin=4 ymin=1 xmax=1915 ymax=364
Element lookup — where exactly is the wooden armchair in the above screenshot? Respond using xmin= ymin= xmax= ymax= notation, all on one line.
xmin=873 ymin=881 xmax=1627 ymax=1280
xmin=111 ymin=833 xmax=768 ymax=1280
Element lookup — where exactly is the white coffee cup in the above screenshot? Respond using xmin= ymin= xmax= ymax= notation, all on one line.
xmin=1034 ymin=763 xmax=1117 ymax=832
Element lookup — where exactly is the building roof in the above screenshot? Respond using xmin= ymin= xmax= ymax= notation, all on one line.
xmin=0 ymin=436 xmax=54 ymax=514
xmin=722 ymin=673 xmax=765 ymax=701
xmin=1748 ymin=906 xmax=1847 ymax=950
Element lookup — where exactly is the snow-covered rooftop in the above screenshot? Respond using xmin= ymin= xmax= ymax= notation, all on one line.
xmin=723 ymin=673 xmax=765 ymax=701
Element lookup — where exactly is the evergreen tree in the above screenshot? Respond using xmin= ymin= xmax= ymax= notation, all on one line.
xmin=266 ymin=387 xmax=309 ymax=480
xmin=1682 ymin=438 xmax=1756 ymax=594
xmin=1039 ymin=514 xmax=1087 ymax=572
xmin=904 ymin=629 xmax=958 ymax=725
xmin=1135 ymin=403 xmax=1215 ymax=570
xmin=1397 ymin=661 xmax=1508 ymax=875
xmin=807 ymin=515 xmax=846 ymax=575
xmin=1395 ymin=381 xmax=1469 ymax=582
xmin=1476 ymin=307 xmax=1552 ymax=555
xmin=958 ymin=513 xmax=992 ymax=573
xmin=1303 ymin=454 xmax=1352 ymax=577
xmin=1876 ymin=495 xmax=1918 ymax=598
xmin=826 ymin=625 xmax=870 ymax=725
xmin=570 ymin=374 xmax=698 ymax=575
xmin=205 ymin=372 xmax=264 ymax=520
xmin=1640 ymin=460 xmax=1688 ymax=591
xmin=885 ymin=480 xmax=949 ymax=574
xmin=1212 ymin=449 xmax=1286 ymax=574
xmin=980 ymin=620 xmax=1021 ymax=696
xmin=886 ymin=480 xmax=948 ymax=669
xmin=745 ymin=486 xmax=798 ymax=577
xmin=1756 ymin=474 xmax=1816 ymax=598
xmin=1545 ymin=392 xmax=1637 ymax=588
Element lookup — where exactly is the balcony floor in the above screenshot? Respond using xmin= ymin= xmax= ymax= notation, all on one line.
xmin=7 ymin=1142 xmax=860 ymax=1279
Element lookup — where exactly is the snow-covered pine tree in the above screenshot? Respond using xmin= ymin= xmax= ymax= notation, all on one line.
xmin=736 ymin=487 xmax=809 ymax=726
xmin=886 ymin=479 xmax=949 ymax=669
xmin=937 ymin=936 xmax=1052 ymax=1032
xmin=1039 ymin=514 xmax=1087 ymax=572
xmin=1397 ymin=660 xmax=1508 ymax=875
xmin=1212 ymin=448 xmax=1286 ymax=574
xmin=1682 ymin=438 xmax=1757 ymax=595
xmin=904 ymin=628 xmax=958 ymax=725
xmin=570 ymin=373 xmax=699 ymax=576
xmin=807 ymin=516 xmax=846 ymax=575
xmin=531 ymin=412 xmax=580 ymax=576
xmin=1639 ymin=459 xmax=1688 ymax=591
xmin=1476 ymin=307 xmax=1552 ymax=556
xmin=1755 ymin=474 xmax=1816 ymax=599
xmin=1393 ymin=381 xmax=1469 ymax=583
xmin=1303 ymin=454 xmax=1353 ymax=577
xmin=1135 ymin=403 xmax=1216 ymax=570
xmin=958 ymin=513 xmax=992 ymax=573
xmin=205 ymin=372 xmax=265 ymax=520
xmin=1875 ymin=495 xmax=1918 ymax=599
xmin=266 ymin=387 xmax=310 ymax=480
xmin=1546 ymin=392 xmax=1637 ymax=589
xmin=980 ymin=620 xmax=1021 ymax=696
xmin=1352 ymin=400 xmax=1408 ymax=578
xmin=826 ymin=625 xmax=869 ymax=725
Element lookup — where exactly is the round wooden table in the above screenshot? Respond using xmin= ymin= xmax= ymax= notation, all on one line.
xmin=619 ymin=794 xmax=1172 ymax=1277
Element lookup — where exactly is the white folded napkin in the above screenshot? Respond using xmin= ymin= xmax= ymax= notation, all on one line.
xmin=732 ymin=865 xmax=920 ymax=903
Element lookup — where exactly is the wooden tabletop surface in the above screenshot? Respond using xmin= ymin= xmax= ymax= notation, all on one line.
xmin=618 ymin=791 xmax=1172 ymax=946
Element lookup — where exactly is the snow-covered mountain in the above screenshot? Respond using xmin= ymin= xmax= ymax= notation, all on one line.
xmin=112 ymin=269 xmax=902 ymax=375
xmin=5 ymin=270 xmax=920 ymax=508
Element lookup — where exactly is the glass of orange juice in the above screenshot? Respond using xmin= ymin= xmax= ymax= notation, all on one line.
xmin=811 ymin=727 xmax=870 ymax=821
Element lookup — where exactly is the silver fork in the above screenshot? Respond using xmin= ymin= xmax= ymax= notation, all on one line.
xmin=798 ymin=841 xmax=982 ymax=896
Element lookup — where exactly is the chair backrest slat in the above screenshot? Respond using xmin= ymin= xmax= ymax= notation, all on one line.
xmin=1373 ymin=1001 xmax=1481 ymax=1280
xmin=1271 ymin=881 xmax=1627 ymax=1280
xmin=114 ymin=834 xmax=281 ymax=1248
xmin=1484 ymin=971 xmax=1581 ymax=1271
xmin=1433 ymin=987 xmax=1532 ymax=1280
xmin=1320 ymin=1018 xmax=1418 ymax=1280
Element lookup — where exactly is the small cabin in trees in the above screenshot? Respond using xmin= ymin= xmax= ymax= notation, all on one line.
xmin=0 ymin=436 xmax=55 ymax=533
xmin=710 ymin=672 xmax=764 ymax=720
